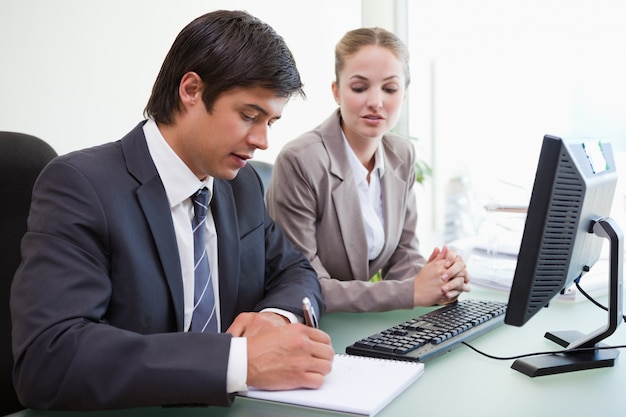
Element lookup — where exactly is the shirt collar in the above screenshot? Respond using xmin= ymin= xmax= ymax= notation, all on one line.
xmin=143 ymin=119 xmax=214 ymax=207
xmin=341 ymin=129 xmax=385 ymax=183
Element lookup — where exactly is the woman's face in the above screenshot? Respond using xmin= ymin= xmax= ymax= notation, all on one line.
xmin=332 ymin=45 xmax=407 ymax=144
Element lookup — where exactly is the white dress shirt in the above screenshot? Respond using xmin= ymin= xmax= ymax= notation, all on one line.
xmin=143 ymin=119 xmax=247 ymax=392
xmin=342 ymin=132 xmax=386 ymax=260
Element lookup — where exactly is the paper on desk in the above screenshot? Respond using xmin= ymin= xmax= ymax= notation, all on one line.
xmin=471 ymin=231 xmax=522 ymax=257
xmin=467 ymin=252 xmax=517 ymax=290
xmin=238 ymin=354 xmax=424 ymax=416
xmin=467 ymin=252 xmax=610 ymax=302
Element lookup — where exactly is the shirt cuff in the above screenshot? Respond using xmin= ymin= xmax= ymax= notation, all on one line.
xmin=226 ymin=309 xmax=301 ymax=393
xmin=226 ymin=337 xmax=248 ymax=393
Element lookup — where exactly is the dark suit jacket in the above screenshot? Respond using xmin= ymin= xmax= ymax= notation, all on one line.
xmin=10 ymin=122 xmax=323 ymax=410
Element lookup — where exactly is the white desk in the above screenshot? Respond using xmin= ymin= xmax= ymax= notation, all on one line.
xmin=7 ymin=287 xmax=626 ymax=417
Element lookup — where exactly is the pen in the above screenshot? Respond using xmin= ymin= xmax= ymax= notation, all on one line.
xmin=302 ymin=296 xmax=319 ymax=328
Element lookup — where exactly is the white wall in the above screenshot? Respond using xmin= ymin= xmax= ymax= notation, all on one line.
xmin=0 ymin=0 xmax=362 ymax=160
xmin=406 ymin=0 xmax=626 ymax=243
xmin=3 ymin=0 xmax=624 ymax=249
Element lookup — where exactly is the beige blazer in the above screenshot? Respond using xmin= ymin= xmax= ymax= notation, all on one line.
xmin=267 ymin=110 xmax=426 ymax=312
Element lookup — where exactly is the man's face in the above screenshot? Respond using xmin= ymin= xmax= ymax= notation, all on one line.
xmin=173 ymin=85 xmax=287 ymax=180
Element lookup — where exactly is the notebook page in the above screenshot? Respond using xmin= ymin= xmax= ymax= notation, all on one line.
xmin=238 ymin=353 xmax=424 ymax=416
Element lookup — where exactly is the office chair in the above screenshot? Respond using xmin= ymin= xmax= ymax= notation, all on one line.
xmin=248 ymin=160 xmax=273 ymax=197
xmin=0 ymin=131 xmax=57 ymax=415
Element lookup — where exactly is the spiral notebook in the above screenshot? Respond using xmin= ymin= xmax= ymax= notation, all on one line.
xmin=238 ymin=353 xmax=424 ymax=416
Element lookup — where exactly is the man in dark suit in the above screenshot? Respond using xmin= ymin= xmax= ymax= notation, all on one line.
xmin=10 ymin=10 xmax=333 ymax=410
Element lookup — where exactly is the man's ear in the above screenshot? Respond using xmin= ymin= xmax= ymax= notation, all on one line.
xmin=179 ymin=71 xmax=202 ymax=109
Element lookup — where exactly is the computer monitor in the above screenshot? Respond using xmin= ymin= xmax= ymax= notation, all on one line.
xmin=504 ymin=134 xmax=623 ymax=377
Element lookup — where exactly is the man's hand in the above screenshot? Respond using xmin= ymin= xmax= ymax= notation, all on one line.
xmin=226 ymin=312 xmax=334 ymax=390
xmin=226 ymin=311 xmax=290 ymax=337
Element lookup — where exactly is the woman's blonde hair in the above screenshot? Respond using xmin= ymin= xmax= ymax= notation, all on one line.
xmin=334 ymin=27 xmax=410 ymax=87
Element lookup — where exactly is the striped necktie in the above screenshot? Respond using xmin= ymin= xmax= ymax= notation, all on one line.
xmin=190 ymin=187 xmax=218 ymax=332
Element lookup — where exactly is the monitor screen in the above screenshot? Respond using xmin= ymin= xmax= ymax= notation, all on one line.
xmin=504 ymin=134 xmax=623 ymax=376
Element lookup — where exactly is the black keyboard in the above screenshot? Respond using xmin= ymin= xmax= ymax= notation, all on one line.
xmin=346 ymin=299 xmax=507 ymax=363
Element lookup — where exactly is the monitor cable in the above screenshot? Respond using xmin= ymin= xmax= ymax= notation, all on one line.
xmin=574 ymin=277 xmax=626 ymax=323
xmin=464 ymin=276 xmax=626 ymax=361
xmin=462 ymin=340 xmax=626 ymax=362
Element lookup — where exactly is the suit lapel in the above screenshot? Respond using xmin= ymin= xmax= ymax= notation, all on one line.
xmin=375 ymin=140 xmax=408 ymax=266
xmin=321 ymin=113 xmax=369 ymax=280
xmin=210 ymin=180 xmax=240 ymax=327
xmin=121 ymin=122 xmax=185 ymax=331
xmin=322 ymin=112 xmax=411 ymax=279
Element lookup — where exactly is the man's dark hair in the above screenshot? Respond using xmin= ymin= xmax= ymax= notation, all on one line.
xmin=145 ymin=10 xmax=304 ymax=125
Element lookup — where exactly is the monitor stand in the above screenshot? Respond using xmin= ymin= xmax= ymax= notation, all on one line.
xmin=511 ymin=217 xmax=623 ymax=377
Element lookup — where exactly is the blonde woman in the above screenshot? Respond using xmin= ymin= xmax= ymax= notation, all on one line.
xmin=267 ymin=28 xmax=470 ymax=312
